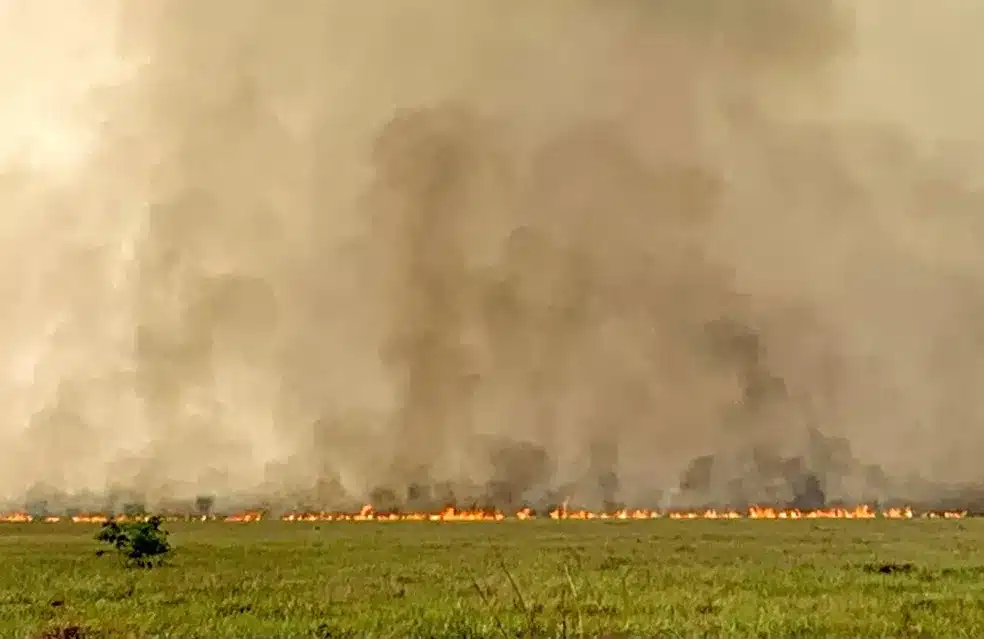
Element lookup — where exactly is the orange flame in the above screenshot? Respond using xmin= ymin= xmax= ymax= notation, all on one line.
xmin=224 ymin=510 xmax=265 ymax=523
xmin=273 ymin=504 xmax=962 ymax=522
xmin=0 ymin=505 xmax=969 ymax=524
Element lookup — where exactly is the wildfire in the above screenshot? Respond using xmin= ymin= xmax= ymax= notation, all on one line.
xmin=0 ymin=505 xmax=969 ymax=524
xmin=223 ymin=510 xmax=265 ymax=523
xmin=275 ymin=504 xmax=964 ymax=522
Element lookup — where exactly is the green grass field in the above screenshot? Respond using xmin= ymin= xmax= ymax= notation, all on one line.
xmin=2 ymin=519 xmax=983 ymax=637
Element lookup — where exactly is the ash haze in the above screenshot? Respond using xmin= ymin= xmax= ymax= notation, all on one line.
xmin=1 ymin=0 xmax=983 ymax=514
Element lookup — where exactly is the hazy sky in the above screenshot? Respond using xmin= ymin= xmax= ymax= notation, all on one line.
xmin=2 ymin=1 xmax=981 ymax=171
xmin=0 ymin=0 xmax=133 ymax=172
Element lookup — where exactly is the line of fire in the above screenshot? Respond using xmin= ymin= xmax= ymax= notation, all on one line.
xmin=0 ymin=503 xmax=968 ymax=524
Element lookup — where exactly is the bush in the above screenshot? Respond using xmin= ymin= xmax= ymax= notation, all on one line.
xmin=96 ymin=515 xmax=172 ymax=568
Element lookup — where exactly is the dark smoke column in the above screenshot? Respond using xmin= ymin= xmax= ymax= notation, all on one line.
xmin=367 ymin=105 xmax=502 ymax=500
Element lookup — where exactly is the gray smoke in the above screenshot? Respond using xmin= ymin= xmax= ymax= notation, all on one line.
xmin=2 ymin=1 xmax=984 ymax=513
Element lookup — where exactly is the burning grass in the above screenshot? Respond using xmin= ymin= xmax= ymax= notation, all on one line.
xmin=0 ymin=503 xmax=970 ymax=524
xmin=2 ymin=518 xmax=984 ymax=637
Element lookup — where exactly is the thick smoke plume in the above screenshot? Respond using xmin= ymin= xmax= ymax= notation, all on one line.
xmin=2 ymin=1 xmax=984 ymax=514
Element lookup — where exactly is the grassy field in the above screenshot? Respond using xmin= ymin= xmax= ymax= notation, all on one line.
xmin=1 ymin=519 xmax=983 ymax=637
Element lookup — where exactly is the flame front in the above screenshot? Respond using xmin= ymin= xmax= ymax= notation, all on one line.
xmin=0 ymin=504 xmax=969 ymax=524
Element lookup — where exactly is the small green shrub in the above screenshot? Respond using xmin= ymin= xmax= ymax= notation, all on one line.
xmin=95 ymin=515 xmax=172 ymax=568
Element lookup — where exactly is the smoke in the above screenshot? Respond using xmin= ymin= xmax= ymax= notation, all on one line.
xmin=2 ymin=0 xmax=984 ymax=513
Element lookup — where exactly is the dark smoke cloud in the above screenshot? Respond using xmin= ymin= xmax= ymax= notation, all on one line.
xmin=2 ymin=1 xmax=984 ymax=513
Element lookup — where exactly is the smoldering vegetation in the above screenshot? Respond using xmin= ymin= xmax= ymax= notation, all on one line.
xmin=2 ymin=1 xmax=984 ymax=515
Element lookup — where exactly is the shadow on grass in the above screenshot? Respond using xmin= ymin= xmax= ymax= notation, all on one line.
xmin=862 ymin=562 xmax=915 ymax=575
xmin=38 ymin=625 xmax=86 ymax=639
